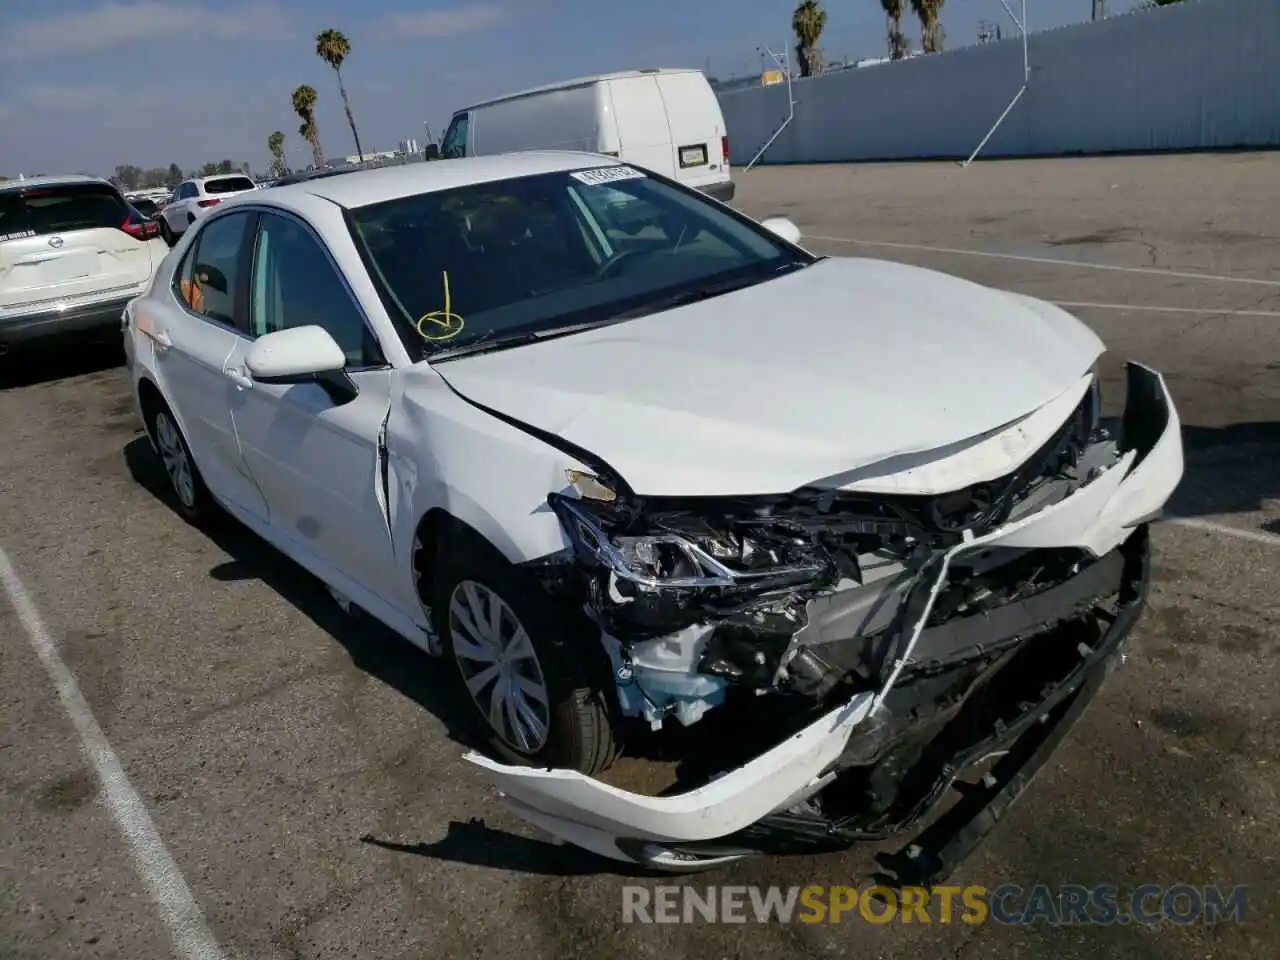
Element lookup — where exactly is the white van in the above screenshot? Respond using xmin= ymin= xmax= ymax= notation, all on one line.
xmin=438 ymin=69 xmax=735 ymax=204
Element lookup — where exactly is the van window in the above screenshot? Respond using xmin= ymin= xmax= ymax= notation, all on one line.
xmin=440 ymin=114 xmax=469 ymax=159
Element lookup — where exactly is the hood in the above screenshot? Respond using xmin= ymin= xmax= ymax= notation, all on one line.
xmin=435 ymin=257 xmax=1104 ymax=498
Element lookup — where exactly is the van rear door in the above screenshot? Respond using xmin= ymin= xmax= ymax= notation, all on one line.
xmin=606 ymin=76 xmax=676 ymax=178
xmin=654 ymin=71 xmax=730 ymax=191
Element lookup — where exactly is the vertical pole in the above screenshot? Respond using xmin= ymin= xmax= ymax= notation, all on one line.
xmin=745 ymin=42 xmax=798 ymax=171
xmin=962 ymin=0 xmax=1029 ymax=167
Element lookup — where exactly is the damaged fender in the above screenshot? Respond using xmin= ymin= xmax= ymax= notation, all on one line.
xmin=464 ymin=364 xmax=1183 ymax=865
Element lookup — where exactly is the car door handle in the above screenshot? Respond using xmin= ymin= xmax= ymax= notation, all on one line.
xmin=223 ymin=365 xmax=254 ymax=390
xmin=142 ymin=327 xmax=172 ymax=351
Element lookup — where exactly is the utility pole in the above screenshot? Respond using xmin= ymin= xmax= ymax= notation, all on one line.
xmin=1092 ymin=0 xmax=1108 ymax=21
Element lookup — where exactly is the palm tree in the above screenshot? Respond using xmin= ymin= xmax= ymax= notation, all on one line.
xmin=880 ymin=0 xmax=910 ymax=59
xmin=316 ymin=29 xmax=364 ymax=162
xmin=910 ymin=0 xmax=946 ymax=54
xmin=267 ymin=131 xmax=286 ymax=177
xmin=791 ymin=0 xmax=827 ymax=78
xmin=291 ymin=85 xmax=324 ymax=169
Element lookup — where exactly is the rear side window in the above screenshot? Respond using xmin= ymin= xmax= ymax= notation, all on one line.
xmin=0 ymin=183 xmax=128 ymax=241
xmin=204 ymin=177 xmax=255 ymax=195
xmin=174 ymin=211 xmax=254 ymax=327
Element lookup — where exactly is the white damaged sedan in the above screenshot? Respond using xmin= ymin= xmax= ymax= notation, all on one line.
xmin=122 ymin=152 xmax=1183 ymax=878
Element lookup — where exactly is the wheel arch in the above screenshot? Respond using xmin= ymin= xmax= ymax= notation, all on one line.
xmin=410 ymin=507 xmax=525 ymax=607
xmin=135 ymin=376 xmax=167 ymax=446
xmin=135 ymin=375 xmax=198 ymax=467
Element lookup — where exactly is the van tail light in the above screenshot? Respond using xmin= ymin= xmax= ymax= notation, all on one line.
xmin=120 ymin=217 xmax=159 ymax=240
xmin=722 ymin=135 xmax=729 ymax=162
xmin=197 ymin=198 xmax=221 ymax=208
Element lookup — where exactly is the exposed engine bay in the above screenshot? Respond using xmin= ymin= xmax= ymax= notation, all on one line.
xmin=544 ymin=371 xmax=1110 ymax=730
xmin=471 ymin=362 xmax=1182 ymax=875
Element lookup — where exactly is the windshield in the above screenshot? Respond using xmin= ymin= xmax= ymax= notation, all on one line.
xmin=346 ymin=165 xmax=813 ymax=360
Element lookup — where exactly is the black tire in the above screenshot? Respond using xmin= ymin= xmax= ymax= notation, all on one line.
xmin=429 ymin=535 xmax=620 ymax=775
xmin=186 ymin=212 xmax=196 ymax=226
xmin=159 ymin=218 xmax=175 ymax=247
xmin=144 ymin=398 xmax=213 ymax=523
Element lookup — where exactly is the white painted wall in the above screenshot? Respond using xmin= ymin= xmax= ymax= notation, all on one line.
xmin=718 ymin=0 xmax=1280 ymax=165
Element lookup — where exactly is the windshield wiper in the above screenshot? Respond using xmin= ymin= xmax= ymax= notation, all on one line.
xmin=601 ymin=260 xmax=808 ymax=323
xmin=426 ymin=317 xmax=626 ymax=362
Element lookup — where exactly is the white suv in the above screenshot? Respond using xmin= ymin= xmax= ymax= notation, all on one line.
xmin=158 ymin=174 xmax=258 ymax=245
xmin=0 ymin=175 xmax=166 ymax=352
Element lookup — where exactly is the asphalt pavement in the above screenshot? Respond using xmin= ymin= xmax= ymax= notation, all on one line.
xmin=1 ymin=152 xmax=1277 ymax=959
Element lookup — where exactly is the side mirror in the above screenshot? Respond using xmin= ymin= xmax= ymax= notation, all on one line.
xmin=245 ymin=325 xmax=358 ymax=404
xmin=760 ymin=216 xmax=802 ymax=245
xmin=423 ymin=143 xmax=440 ymax=161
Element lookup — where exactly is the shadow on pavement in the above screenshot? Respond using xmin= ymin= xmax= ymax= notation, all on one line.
xmin=1168 ymin=422 xmax=1280 ymax=524
xmin=359 ymin=819 xmax=659 ymax=878
xmin=121 ymin=434 xmax=479 ymax=754
xmin=0 ymin=339 xmax=124 ymax=389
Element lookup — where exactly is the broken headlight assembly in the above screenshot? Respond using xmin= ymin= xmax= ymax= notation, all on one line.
xmin=547 ymin=484 xmax=829 ymax=595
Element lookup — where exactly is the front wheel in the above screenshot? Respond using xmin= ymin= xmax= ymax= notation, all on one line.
xmin=430 ymin=541 xmax=619 ymax=774
xmin=159 ymin=218 xmax=175 ymax=247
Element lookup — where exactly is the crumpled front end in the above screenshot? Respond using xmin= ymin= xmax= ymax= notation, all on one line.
xmin=465 ymin=362 xmax=1183 ymax=873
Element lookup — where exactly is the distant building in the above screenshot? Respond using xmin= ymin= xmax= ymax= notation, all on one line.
xmin=337 ymin=149 xmax=399 ymax=165
xmin=399 ymin=138 xmax=419 ymax=155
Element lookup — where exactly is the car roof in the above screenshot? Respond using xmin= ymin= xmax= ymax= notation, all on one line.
xmin=271 ymin=168 xmax=354 ymax=187
xmin=0 ymin=174 xmax=115 ymax=194
xmin=459 ymin=68 xmax=701 ymax=112
xmin=266 ymin=151 xmax=626 ymax=209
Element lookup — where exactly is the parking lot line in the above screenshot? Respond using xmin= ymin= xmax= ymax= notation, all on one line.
xmin=1165 ymin=516 xmax=1280 ymax=547
xmin=0 ymin=547 xmax=228 ymax=960
xmin=803 ymin=234 xmax=1280 ymax=288
xmin=1053 ymin=300 xmax=1280 ymax=318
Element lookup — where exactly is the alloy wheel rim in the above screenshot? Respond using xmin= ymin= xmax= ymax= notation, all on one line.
xmin=448 ymin=580 xmax=551 ymax=754
xmin=154 ymin=413 xmax=195 ymax=508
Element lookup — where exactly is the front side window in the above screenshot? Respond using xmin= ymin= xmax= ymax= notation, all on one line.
xmin=173 ymin=211 xmax=253 ymax=326
xmin=347 ymin=165 xmax=813 ymax=361
xmin=249 ymin=213 xmax=381 ymax=367
xmin=439 ymin=114 xmax=469 ymax=159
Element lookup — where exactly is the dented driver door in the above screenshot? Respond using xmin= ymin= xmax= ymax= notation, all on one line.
xmin=225 ymin=209 xmax=402 ymax=600
xmin=227 ymin=352 xmax=401 ymax=593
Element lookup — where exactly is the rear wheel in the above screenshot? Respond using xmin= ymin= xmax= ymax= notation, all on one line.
xmin=145 ymin=400 xmax=212 ymax=522
xmin=429 ymin=537 xmax=619 ymax=774
xmin=159 ymin=218 xmax=175 ymax=247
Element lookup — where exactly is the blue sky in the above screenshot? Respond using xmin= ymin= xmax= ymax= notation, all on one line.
xmin=0 ymin=0 xmax=1144 ymax=177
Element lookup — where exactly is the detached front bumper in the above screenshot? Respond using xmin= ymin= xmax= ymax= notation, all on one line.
xmin=465 ymin=363 xmax=1183 ymax=870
